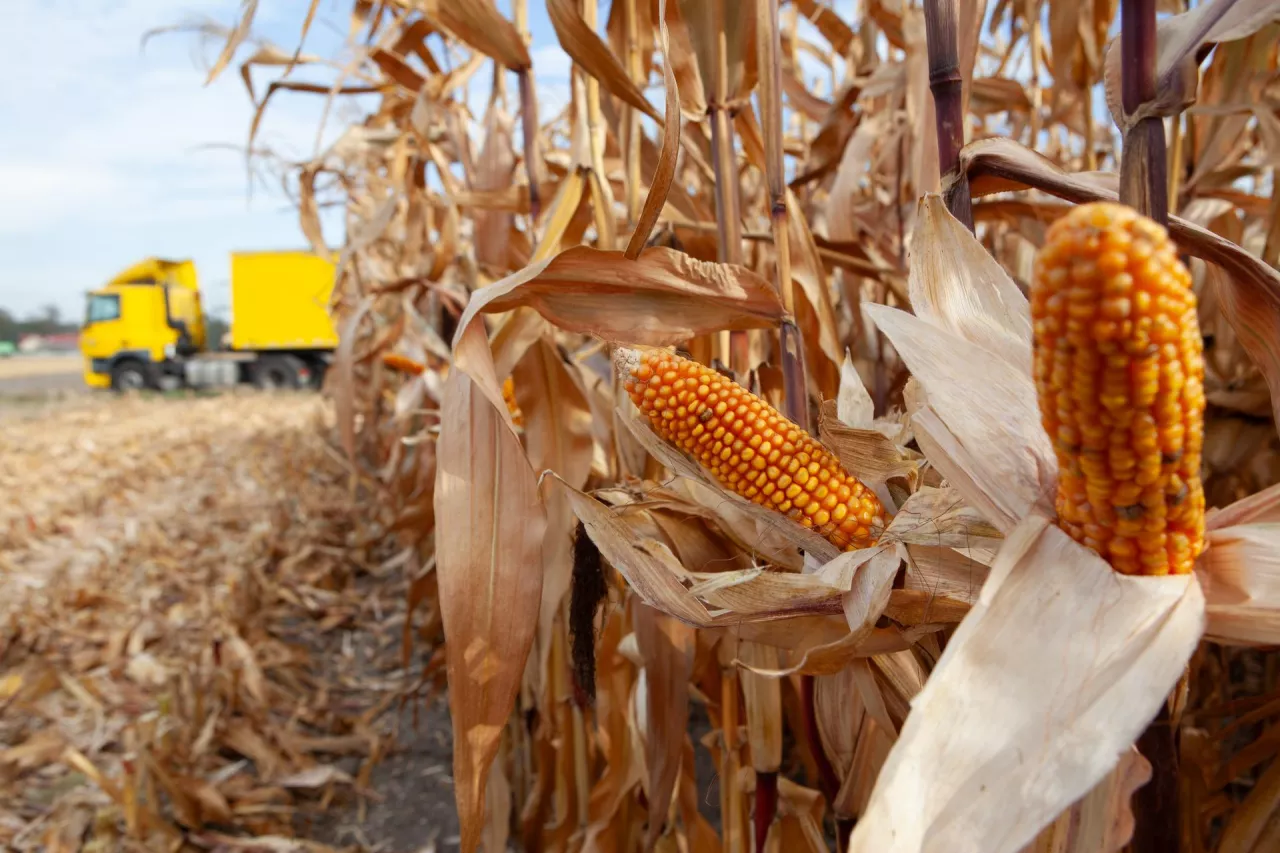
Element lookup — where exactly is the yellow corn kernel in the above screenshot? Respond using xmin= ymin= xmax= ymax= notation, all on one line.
xmin=1032 ymin=202 xmax=1205 ymax=576
xmin=502 ymin=376 xmax=524 ymax=428
xmin=619 ymin=349 xmax=887 ymax=551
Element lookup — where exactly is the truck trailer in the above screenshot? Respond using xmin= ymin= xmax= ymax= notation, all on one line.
xmin=79 ymin=251 xmax=338 ymax=391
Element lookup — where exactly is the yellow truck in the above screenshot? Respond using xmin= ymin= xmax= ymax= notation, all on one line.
xmin=79 ymin=251 xmax=338 ymax=391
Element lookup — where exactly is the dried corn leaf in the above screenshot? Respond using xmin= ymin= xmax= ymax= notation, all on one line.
xmin=423 ymin=0 xmax=530 ymax=70
xmin=848 ymin=513 xmax=1205 ymax=853
xmin=455 ymin=247 xmax=785 ymax=348
xmin=1198 ymin=522 xmax=1280 ymax=645
xmin=548 ymin=0 xmax=661 ymax=122
xmin=435 ymin=325 xmax=548 ymax=852
xmin=634 ymin=601 xmax=695 ymax=848
xmin=866 ymin=304 xmax=1053 ymax=534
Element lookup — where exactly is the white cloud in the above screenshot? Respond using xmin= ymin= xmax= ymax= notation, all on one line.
xmin=530 ymin=43 xmax=573 ymax=80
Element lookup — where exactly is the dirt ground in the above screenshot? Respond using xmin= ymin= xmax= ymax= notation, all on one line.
xmin=0 ymin=354 xmax=85 ymax=399
xmin=0 ymin=390 xmax=460 ymax=852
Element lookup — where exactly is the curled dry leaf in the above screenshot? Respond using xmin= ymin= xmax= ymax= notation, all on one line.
xmin=881 ymin=486 xmax=1003 ymax=552
xmin=819 ymin=400 xmax=918 ymax=498
xmin=866 ymin=304 xmax=1053 ymax=534
xmin=690 ymin=567 xmax=845 ymax=618
xmin=554 ymin=474 xmax=713 ymax=627
xmin=626 ymin=0 xmax=681 ymax=259
xmin=837 ymin=354 xmax=875 ymax=430
xmin=1197 ymin=523 xmax=1280 ymax=645
xmin=547 ymin=0 xmax=661 ymax=123
xmin=453 ymin=246 xmax=785 ymax=348
xmin=422 ymin=0 xmax=530 ymax=71
xmin=908 ymin=195 xmax=1031 ymax=374
xmin=848 ymin=513 xmax=1205 ymax=853
xmin=839 ymin=545 xmax=903 ymax=637
xmin=204 ymin=0 xmax=259 ymax=85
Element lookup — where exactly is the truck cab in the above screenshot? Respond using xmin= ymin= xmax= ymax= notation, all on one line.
xmin=79 ymin=259 xmax=207 ymax=390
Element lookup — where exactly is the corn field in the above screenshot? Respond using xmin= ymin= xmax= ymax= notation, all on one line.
xmin=10 ymin=0 xmax=1280 ymax=851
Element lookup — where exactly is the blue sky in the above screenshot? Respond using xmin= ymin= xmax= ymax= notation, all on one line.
xmin=0 ymin=0 xmax=570 ymax=322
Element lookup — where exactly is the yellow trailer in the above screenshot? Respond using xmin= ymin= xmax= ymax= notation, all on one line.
xmin=79 ymin=251 xmax=337 ymax=391
xmin=229 ymin=251 xmax=339 ymax=352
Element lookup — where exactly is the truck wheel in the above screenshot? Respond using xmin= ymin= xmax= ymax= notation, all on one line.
xmin=252 ymin=354 xmax=307 ymax=390
xmin=305 ymin=359 xmax=328 ymax=391
xmin=110 ymin=360 xmax=150 ymax=392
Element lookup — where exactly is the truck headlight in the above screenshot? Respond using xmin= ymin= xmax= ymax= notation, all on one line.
xmin=164 ymin=344 xmax=177 ymax=359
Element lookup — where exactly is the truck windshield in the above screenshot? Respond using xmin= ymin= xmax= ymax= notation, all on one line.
xmin=85 ymin=293 xmax=121 ymax=325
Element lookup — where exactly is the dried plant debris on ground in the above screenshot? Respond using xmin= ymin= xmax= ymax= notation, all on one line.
xmin=0 ymin=392 xmax=449 ymax=852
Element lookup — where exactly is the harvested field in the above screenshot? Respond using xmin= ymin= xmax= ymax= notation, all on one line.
xmin=0 ymin=393 xmax=452 ymax=852
xmin=0 ymin=355 xmax=82 ymax=381
xmin=0 ymin=356 xmax=84 ymax=399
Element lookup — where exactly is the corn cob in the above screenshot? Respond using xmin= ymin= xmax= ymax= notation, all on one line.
xmin=382 ymin=352 xmax=426 ymax=375
xmin=1031 ymin=202 xmax=1206 ymax=575
xmin=619 ymin=349 xmax=886 ymax=551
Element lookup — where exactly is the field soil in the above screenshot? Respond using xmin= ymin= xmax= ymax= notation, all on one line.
xmin=0 ymin=391 xmax=457 ymax=852
xmin=0 ymin=354 xmax=85 ymax=399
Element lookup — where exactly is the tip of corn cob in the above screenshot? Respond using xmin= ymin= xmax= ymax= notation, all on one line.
xmin=382 ymin=352 xmax=427 ymax=376
xmin=1032 ymin=202 xmax=1206 ymax=576
xmin=618 ymin=347 xmax=886 ymax=551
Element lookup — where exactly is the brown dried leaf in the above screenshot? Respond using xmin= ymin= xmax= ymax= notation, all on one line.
xmin=455 ymin=246 xmax=785 ymax=347
xmin=435 ymin=323 xmax=548 ymax=852
xmin=819 ymin=401 xmax=918 ymax=492
xmin=556 ymin=476 xmax=713 ymax=627
xmin=548 ymin=0 xmax=661 ymax=122
xmin=663 ymin=0 xmax=708 ymax=119
xmin=635 ymin=602 xmax=695 ymax=849
xmin=332 ymin=295 xmax=375 ymax=463
xmin=690 ymin=568 xmax=844 ymax=618
xmin=739 ymin=642 xmax=783 ymax=773
xmin=423 ymin=0 xmax=530 ymax=70
xmin=206 ymin=0 xmax=259 ymax=85
xmin=626 ymin=0 xmax=682 ymax=259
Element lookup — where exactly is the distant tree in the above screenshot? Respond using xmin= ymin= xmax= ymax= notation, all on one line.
xmin=0 ymin=304 xmax=79 ymax=339
xmin=205 ymin=314 xmax=231 ymax=349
